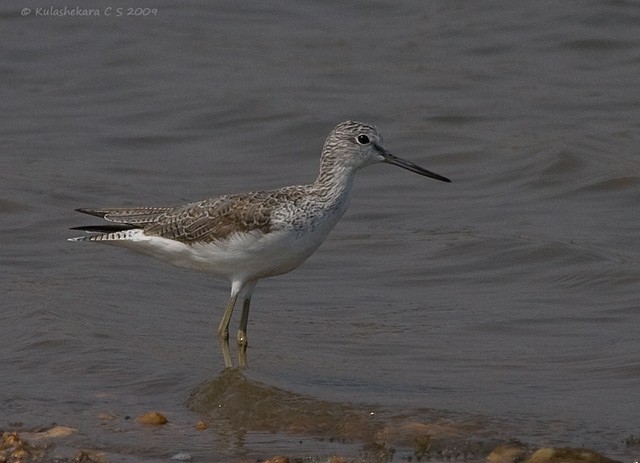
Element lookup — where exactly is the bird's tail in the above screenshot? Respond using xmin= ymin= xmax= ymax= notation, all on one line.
xmin=68 ymin=224 xmax=141 ymax=242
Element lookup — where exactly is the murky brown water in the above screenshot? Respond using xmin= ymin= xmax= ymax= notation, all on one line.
xmin=1 ymin=0 xmax=639 ymax=461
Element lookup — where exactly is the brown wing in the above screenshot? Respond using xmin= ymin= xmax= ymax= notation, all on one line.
xmin=75 ymin=207 xmax=175 ymax=225
xmin=75 ymin=186 xmax=315 ymax=244
xmin=141 ymin=193 xmax=273 ymax=243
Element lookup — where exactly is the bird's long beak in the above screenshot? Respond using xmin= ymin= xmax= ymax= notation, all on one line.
xmin=376 ymin=145 xmax=451 ymax=182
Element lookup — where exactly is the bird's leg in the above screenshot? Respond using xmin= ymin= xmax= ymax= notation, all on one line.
xmin=217 ymin=291 xmax=239 ymax=368
xmin=236 ymin=280 xmax=257 ymax=368
xmin=237 ymin=296 xmax=251 ymax=368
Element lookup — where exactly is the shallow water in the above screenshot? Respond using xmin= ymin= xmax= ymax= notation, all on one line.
xmin=1 ymin=0 xmax=639 ymax=461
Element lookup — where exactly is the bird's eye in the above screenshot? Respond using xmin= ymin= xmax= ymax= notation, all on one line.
xmin=356 ymin=134 xmax=370 ymax=145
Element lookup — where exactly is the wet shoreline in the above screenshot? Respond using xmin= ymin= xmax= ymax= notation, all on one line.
xmin=1 ymin=422 xmax=629 ymax=463
xmin=2 ymin=370 xmax=635 ymax=462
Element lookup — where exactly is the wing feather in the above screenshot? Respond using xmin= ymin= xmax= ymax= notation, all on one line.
xmin=74 ymin=186 xmax=314 ymax=244
xmin=75 ymin=207 xmax=174 ymax=224
xmin=144 ymin=194 xmax=272 ymax=243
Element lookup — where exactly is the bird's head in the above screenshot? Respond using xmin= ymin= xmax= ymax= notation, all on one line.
xmin=320 ymin=121 xmax=451 ymax=182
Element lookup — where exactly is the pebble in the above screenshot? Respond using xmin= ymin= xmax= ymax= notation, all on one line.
xmin=136 ymin=411 xmax=168 ymax=425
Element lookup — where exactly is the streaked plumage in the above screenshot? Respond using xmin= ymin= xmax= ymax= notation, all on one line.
xmin=70 ymin=121 xmax=450 ymax=368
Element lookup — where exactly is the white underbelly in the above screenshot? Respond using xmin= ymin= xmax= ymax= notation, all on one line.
xmin=105 ymin=220 xmax=337 ymax=281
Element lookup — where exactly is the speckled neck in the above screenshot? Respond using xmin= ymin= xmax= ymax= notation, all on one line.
xmin=313 ymin=146 xmax=357 ymax=204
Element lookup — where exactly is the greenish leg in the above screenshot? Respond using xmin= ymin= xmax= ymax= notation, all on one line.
xmin=237 ymin=296 xmax=251 ymax=368
xmin=217 ymin=291 xmax=238 ymax=369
